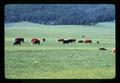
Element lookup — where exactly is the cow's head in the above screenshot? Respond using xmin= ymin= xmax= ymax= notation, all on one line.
xmin=21 ymin=38 xmax=24 ymax=43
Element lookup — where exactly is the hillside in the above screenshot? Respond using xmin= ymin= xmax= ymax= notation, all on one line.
xmin=5 ymin=4 xmax=115 ymax=25
xmin=5 ymin=21 xmax=115 ymax=29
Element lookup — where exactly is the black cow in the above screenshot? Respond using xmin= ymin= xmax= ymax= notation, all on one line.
xmin=58 ymin=39 xmax=64 ymax=42
xmin=78 ymin=40 xmax=83 ymax=43
xmin=68 ymin=39 xmax=76 ymax=43
xmin=13 ymin=38 xmax=24 ymax=45
xmin=62 ymin=40 xmax=69 ymax=44
xmin=99 ymin=48 xmax=107 ymax=50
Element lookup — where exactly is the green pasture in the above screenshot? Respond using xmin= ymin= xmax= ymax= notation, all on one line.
xmin=5 ymin=23 xmax=115 ymax=79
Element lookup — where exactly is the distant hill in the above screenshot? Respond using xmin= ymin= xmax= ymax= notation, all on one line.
xmin=5 ymin=22 xmax=41 ymax=28
xmin=5 ymin=4 xmax=115 ymax=25
xmin=5 ymin=21 xmax=115 ymax=28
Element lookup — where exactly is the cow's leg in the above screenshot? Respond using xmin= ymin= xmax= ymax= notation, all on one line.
xmin=13 ymin=42 xmax=18 ymax=45
xmin=38 ymin=41 xmax=40 ymax=45
xmin=13 ymin=43 xmax=16 ymax=45
xmin=31 ymin=41 xmax=33 ymax=44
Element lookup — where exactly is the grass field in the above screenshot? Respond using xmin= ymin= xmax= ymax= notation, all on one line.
xmin=5 ymin=22 xmax=115 ymax=79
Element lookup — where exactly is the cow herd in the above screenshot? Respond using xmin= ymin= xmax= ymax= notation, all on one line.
xmin=58 ymin=39 xmax=93 ymax=44
xmin=13 ymin=38 xmax=94 ymax=45
xmin=13 ymin=38 xmax=42 ymax=45
xmin=13 ymin=37 xmax=115 ymax=54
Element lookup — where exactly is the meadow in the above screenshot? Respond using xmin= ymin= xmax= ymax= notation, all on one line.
xmin=5 ymin=22 xmax=115 ymax=79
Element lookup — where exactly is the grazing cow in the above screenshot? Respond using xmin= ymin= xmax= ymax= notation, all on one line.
xmin=99 ymin=48 xmax=107 ymax=50
xmin=42 ymin=38 xmax=46 ymax=42
xmin=13 ymin=38 xmax=24 ymax=45
xmin=31 ymin=38 xmax=40 ymax=45
xmin=62 ymin=40 xmax=69 ymax=44
xmin=68 ymin=39 xmax=76 ymax=43
xmin=84 ymin=39 xmax=92 ymax=43
xmin=112 ymin=48 xmax=115 ymax=54
xmin=14 ymin=38 xmax=24 ymax=42
xmin=78 ymin=40 xmax=83 ymax=43
xmin=97 ymin=41 xmax=99 ymax=44
xmin=58 ymin=39 xmax=64 ymax=42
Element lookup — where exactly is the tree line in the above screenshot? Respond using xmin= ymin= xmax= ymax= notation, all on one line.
xmin=5 ymin=4 xmax=115 ymax=25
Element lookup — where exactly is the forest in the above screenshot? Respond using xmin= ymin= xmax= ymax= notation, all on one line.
xmin=5 ymin=4 xmax=115 ymax=25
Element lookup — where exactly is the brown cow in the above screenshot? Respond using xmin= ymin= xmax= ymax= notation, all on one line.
xmin=68 ymin=39 xmax=76 ymax=43
xmin=31 ymin=38 xmax=40 ymax=45
xmin=112 ymin=48 xmax=115 ymax=54
xmin=84 ymin=39 xmax=92 ymax=43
